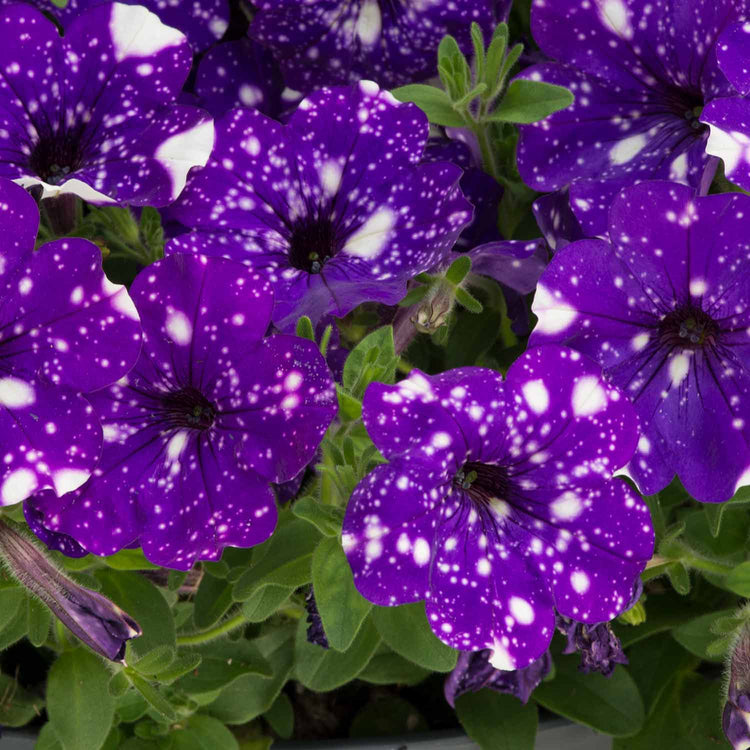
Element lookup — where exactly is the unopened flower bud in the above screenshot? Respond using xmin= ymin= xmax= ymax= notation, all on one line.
xmin=724 ymin=625 xmax=750 ymax=750
xmin=0 ymin=519 xmax=140 ymax=662
xmin=444 ymin=649 xmax=551 ymax=707
xmin=412 ymin=281 xmax=454 ymax=334
xmin=304 ymin=586 xmax=329 ymax=649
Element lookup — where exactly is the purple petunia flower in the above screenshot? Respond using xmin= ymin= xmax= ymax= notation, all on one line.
xmin=27 ymin=253 xmax=337 ymax=569
xmin=555 ymin=615 xmax=627 ymax=677
xmin=444 ymin=649 xmax=551 ymax=706
xmin=247 ymin=1 xmax=496 ymax=94
xmin=167 ymin=83 xmax=473 ymax=332
xmin=0 ymin=177 xmax=141 ymax=507
xmin=529 ymin=180 xmax=750 ymax=503
xmin=342 ymin=345 xmax=653 ymax=669
xmin=193 ymin=39 xmax=288 ymax=120
xmin=516 ymin=0 xmax=750 ymax=235
xmin=0 ymin=2 xmax=214 ymax=206
xmin=22 ymin=0 xmax=229 ymax=54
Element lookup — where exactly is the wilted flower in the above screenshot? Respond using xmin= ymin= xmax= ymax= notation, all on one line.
xmin=724 ymin=624 xmax=750 ymax=750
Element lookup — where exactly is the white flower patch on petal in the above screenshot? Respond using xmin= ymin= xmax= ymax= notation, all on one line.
xmin=342 ymin=207 xmax=397 ymax=260
xmin=154 ymin=120 xmax=216 ymax=203
xmin=109 ymin=3 xmax=186 ymax=63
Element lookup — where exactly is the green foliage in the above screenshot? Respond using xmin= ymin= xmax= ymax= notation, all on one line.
xmin=456 ymin=690 xmax=537 ymax=750
xmin=47 ymin=649 xmax=116 ymax=750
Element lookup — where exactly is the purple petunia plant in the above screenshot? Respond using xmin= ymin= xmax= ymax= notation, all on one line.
xmin=27 ymin=253 xmax=337 ymax=569
xmin=167 ymin=82 xmax=473 ymax=332
xmin=342 ymin=345 xmax=653 ymax=670
xmin=0 ymin=2 xmax=214 ymax=206
xmin=0 ymin=177 xmax=141 ymax=507
xmin=530 ymin=180 xmax=750 ymax=503
xmin=517 ymin=0 xmax=750 ymax=236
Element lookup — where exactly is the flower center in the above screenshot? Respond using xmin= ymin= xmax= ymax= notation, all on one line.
xmin=29 ymin=132 xmax=84 ymax=185
xmin=659 ymin=304 xmax=718 ymax=350
xmin=159 ymin=386 xmax=216 ymax=430
xmin=665 ymin=87 xmax=707 ymax=134
xmin=288 ymin=216 xmax=341 ymax=274
xmin=454 ymin=461 xmax=510 ymax=515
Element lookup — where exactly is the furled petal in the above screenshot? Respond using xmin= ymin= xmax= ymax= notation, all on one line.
xmin=466 ymin=240 xmax=548 ymax=294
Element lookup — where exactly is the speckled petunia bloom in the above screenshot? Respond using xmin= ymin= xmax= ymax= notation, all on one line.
xmin=0 ymin=2 xmax=214 ymax=206
xmin=27 ymin=253 xmax=337 ymax=569
xmin=168 ymin=82 xmax=472 ymax=332
xmin=24 ymin=0 xmax=229 ymax=54
xmin=0 ymin=177 xmax=141 ymax=506
xmin=342 ymin=345 xmax=652 ymax=670
xmin=529 ymin=181 xmax=750 ymax=503
xmin=247 ymin=0 xmax=496 ymax=93
xmin=516 ymin=0 xmax=750 ymax=235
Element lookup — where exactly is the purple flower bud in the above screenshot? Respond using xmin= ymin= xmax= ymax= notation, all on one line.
xmin=305 ymin=587 xmax=329 ymax=649
xmin=724 ymin=626 xmax=750 ymax=750
xmin=444 ymin=649 xmax=552 ymax=707
xmin=555 ymin=615 xmax=627 ymax=677
xmin=0 ymin=519 xmax=140 ymax=663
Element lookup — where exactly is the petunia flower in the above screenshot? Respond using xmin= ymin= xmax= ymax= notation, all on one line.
xmin=444 ymin=649 xmax=551 ymax=706
xmin=27 ymin=253 xmax=337 ymax=569
xmin=247 ymin=0 xmax=496 ymax=94
xmin=516 ymin=0 xmax=750 ymax=236
xmin=724 ymin=624 xmax=750 ymax=750
xmin=23 ymin=0 xmax=229 ymax=54
xmin=0 ymin=177 xmax=141 ymax=507
xmin=529 ymin=180 xmax=750 ymax=503
xmin=555 ymin=616 xmax=627 ymax=677
xmin=167 ymin=82 xmax=473 ymax=332
xmin=192 ymin=38 xmax=290 ymax=120
xmin=0 ymin=2 xmax=214 ymax=206
xmin=342 ymin=345 xmax=653 ymax=670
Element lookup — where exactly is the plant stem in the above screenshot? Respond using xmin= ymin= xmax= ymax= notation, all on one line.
xmin=175 ymin=611 xmax=246 ymax=646
xmin=685 ymin=555 xmax=734 ymax=577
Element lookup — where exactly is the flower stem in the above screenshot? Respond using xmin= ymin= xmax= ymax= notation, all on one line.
xmin=175 ymin=611 xmax=246 ymax=646
xmin=685 ymin=555 xmax=734 ymax=577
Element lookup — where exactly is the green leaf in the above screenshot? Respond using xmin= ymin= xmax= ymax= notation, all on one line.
xmin=26 ymin=596 xmax=51 ymax=647
xmin=470 ymin=22 xmax=486 ymax=85
xmin=390 ymin=85 xmax=467 ymax=128
xmin=371 ymin=602 xmax=458 ymax=673
xmin=47 ymin=649 xmax=116 ymax=750
xmin=350 ymin=696 xmax=428 ymax=738
xmin=454 ymin=286 xmax=483 ymax=313
xmin=167 ymin=570 xmax=189 ymax=592
xmin=437 ymin=34 xmax=471 ymax=93
xmin=205 ymin=626 xmax=295 ymax=724
xmin=263 ymin=693 xmax=294 ymax=739
xmin=138 ymin=205 xmax=165 ymax=261
xmin=456 ymin=690 xmax=537 ymax=750
xmin=336 ymin=385 xmax=362 ymax=422
xmin=665 ymin=562 xmax=691 ymax=595
xmin=177 ymin=651 xmax=272 ymax=696
xmin=295 ymin=315 xmax=315 ymax=341
xmin=114 ymin=689 xmax=149 ymax=724
xmin=108 ymin=670 xmax=131 ymax=698
xmin=704 ymin=484 xmax=750 ymax=537
xmin=292 ymin=496 xmax=345 ymax=538
xmin=398 ymin=284 xmax=431 ymax=307
xmin=0 ymin=672 xmax=44 ymax=727
xmin=126 ymin=672 xmax=177 ymax=722
xmin=534 ymin=651 xmax=644 ymax=736
xmin=98 ymin=548 xmax=161 ymax=570
xmin=624 ymin=633 xmax=699 ymax=715
xmin=194 ymin=573 xmax=234 ymax=629
xmin=95 ymin=569 xmax=176 ymax=660
xmin=342 ymin=326 xmax=397 ymax=398
xmin=445 ymin=255 xmax=472 ymax=286
xmin=35 ymin=723 xmax=63 ymax=750
xmin=294 ymin=615 xmax=381 ymax=691
xmin=483 ymin=23 xmax=509 ymax=91
xmin=0 ymin=604 xmax=28 ymax=650
xmin=171 ymin=715 xmax=240 ymax=750
xmin=132 ymin=645 xmax=176 ymax=676
xmin=725 ymin=561 xmax=750 ymax=596
xmin=153 ymin=652 xmax=202 ymax=683
xmin=240 ymin=585 xmax=291 ymax=622
xmin=672 ymin=609 xmax=736 ymax=661
xmin=232 ymin=519 xmax=321 ymax=601
xmin=312 ymin=536 xmax=372 ymax=651
xmin=488 ymin=79 xmax=574 ymax=124
xmin=0 ymin=587 xmax=26 ymax=632
xmin=357 ymin=650 xmax=432 ymax=685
